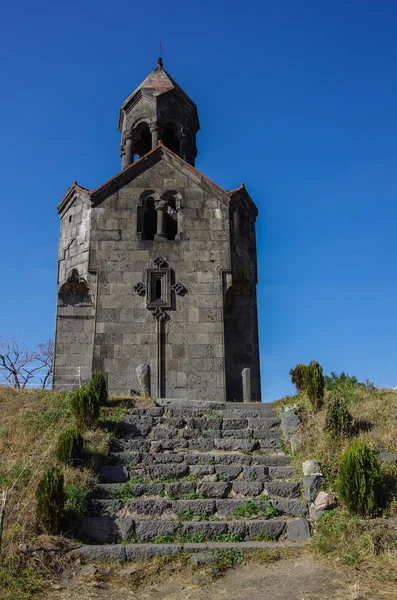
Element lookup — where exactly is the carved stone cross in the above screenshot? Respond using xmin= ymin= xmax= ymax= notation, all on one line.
xmin=134 ymin=257 xmax=187 ymax=398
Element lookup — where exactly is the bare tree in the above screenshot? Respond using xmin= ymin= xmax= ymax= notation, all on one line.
xmin=36 ymin=339 xmax=54 ymax=389
xmin=0 ymin=337 xmax=54 ymax=389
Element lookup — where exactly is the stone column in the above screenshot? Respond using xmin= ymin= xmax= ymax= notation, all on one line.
xmin=154 ymin=200 xmax=167 ymax=240
xmin=175 ymin=208 xmax=184 ymax=241
xmin=124 ymin=134 xmax=134 ymax=167
xmin=150 ymin=123 xmax=160 ymax=149
xmin=120 ymin=144 xmax=127 ymax=169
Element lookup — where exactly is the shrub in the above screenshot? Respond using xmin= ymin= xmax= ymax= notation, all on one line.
xmin=325 ymin=395 xmax=353 ymax=438
xmin=289 ymin=364 xmax=309 ymax=393
xmin=69 ymin=386 xmax=100 ymax=430
xmin=325 ymin=371 xmax=363 ymax=391
xmin=337 ymin=439 xmax=383 ymax=517
xmin=306 ymin=360 xmax=325 ymax=411
xmin=55 ymin=428 xmax=84 ymax=464
xmin=90 ymin=371 xmax=108 ymax=406
xmin=36 ymin=467 xmax=65 ymax=534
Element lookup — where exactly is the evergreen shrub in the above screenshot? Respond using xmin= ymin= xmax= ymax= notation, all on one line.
xmin=55 ymin=428 xmax=84 ymax=464
xmin=36 ymin=467 xmax=65 ymax=534
xmin=69 ymin=386 xmax=100 ymax=431
xmin=289 ymin=364 xmax=309 ymax=393
xmin=306 ymin=360 xmax=325 ymax=411
xmin=325 ymin=395 xmax=353 ymax=438
xmin=90 ymin=371 xmax=108 ymax=406
xmin=337 ymin=439 xmax=383 ymax=517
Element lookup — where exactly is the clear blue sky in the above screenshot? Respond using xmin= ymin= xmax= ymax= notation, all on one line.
xmin=1 ymin=0 xmax=397 ymax=401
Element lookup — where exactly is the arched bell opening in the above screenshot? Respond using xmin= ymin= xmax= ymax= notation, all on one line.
xmin=134 ymin=123 xmax=151 ymax=157
xmin=162 ymin=123 xmax=180 ymax=155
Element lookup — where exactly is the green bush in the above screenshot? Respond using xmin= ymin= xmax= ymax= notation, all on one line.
xmin=55 ymin=428 xmax=84 ymax=464
xmin=65 ymin=483 xmax=90 ymax=515
xmin=337 ymin=439 xmax=383 ymax=517
xmin=289 ymin=364 xmax=309 ymax=393
xmin=69 ymin=386 xmax=100 ymax=431
xmin=325 ymin=395 xmax=353 ymax=438
xmin=36 ymin=467 xmax=65 ymax=534
xmin=306 ymin=360 xmax=325 ymax=411
xmin=90 ymin=371 xmax=108 ymax=406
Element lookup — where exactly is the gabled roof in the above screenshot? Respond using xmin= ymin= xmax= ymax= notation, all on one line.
xmin=57 ymin=143 xmax=259 ymax=217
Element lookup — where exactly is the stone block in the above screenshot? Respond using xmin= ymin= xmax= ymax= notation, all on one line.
xmin=149 ymin=464 xmax=189 ymax=480
xmin=77 ymin=545 xmax=127 ymax=562
xmin=303 ymin=476 xmax=324 ymax=502
xmin=243 ymin=466 xmax=269 ymax=482
xmin=125 ymin=544 xmax=182 ymax=561
xmin=269 ymin=466 xmax=295 ymax=479
xmin=263 ymin=482 xmax=301 ymax=498
xmin=232 ymin=481 xmax=263 ymax=497
xmin=135 ymin=520 xmax=179 ymax=542
xmin=271 ymin=499 xmax=308 ymax=517
xmin=215 ymin=465 xmax=243 ymax=480
xmin=172 ymin=499 xmax=216 ymax=516
xmin=287 ymin=520 xmax=311 ymax=542
xmin=199 ymin=482 xmax=232 ymax=498
xmin=214 ymin=439 xmax=258 ymax=452
xmin=100 ymin=466 xmax=129 ymax=483
xmin=164 ymin=482 xmax=196 ymax=498
xmin=127 ymin=499 xmax=170 ymax=516
xmin=190 ymin=465 xmax=215 ymax=477
xmin=246 ymin=520 xmax=285 ymax=540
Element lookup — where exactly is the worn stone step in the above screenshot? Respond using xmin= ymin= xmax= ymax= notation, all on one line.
xmin=76 ymin=537 xmax=309 ymax=562
xmin=87 ymin=497 xmax=308 ymax=519
xmin=78 ymin=515 xmax=309 ymax=544
xmin=98 ymin=462 xmax=295 ymax=484
xmin=110 ymin=435 xmax=282 ymax=453
xmin=94 ymin=477 xmax=301 ymax=500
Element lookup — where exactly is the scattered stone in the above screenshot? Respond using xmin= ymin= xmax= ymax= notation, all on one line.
xmin=303 ymin=475 xmax=324 ymax=502
xmin=119 ymin=567 xmax=137 ymax=578
xmin=314 ymin=491 xmax=336 ymax=511
xmin=302 ymin=460 xmax=323 ymax=477
xmin=80 ymin=565 xmax=98 ymax=576
xmin=309 ymin=505 xmax=325 ymax=521
xmin=190 ymin=552 xmax=218 ymax=567
xmin=280 ymin=409 xmax=300 ymax=440
xmin=379 ymin=448 xmax=397 ymax=464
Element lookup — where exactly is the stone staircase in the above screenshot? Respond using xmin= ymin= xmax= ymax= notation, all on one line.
xmin=77 ymin=401 xmax=310 ymax=561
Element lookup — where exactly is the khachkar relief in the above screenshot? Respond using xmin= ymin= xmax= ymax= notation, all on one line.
xmin=58 ymin=269 xmax=93 ymax=307
xmin=134 ymin=257 xmax=187 ymax=398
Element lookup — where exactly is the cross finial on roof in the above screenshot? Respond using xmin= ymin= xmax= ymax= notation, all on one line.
xmin=157 ymin=42 xmax=163 ymax=68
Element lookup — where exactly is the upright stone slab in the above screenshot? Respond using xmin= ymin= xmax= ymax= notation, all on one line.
xmin=53 ymin=57 xmax=262 ymax=402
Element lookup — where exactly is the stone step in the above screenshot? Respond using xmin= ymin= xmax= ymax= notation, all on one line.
xmin=111 ymin=435 xmax=282 ymax=453
xmin=107 ymin=451 xmax=291 ymax=467
xmin=77 ymin=538 xmax=308 ymax=562
xmin=93 ymin=479 xmax=301 ymax=500
xmin=78 ymin=515 xmax=310 ymax=544
xmin=87 ymin=497 xmax=308 ymax=519
xmin=118 ymin=415 xmax=280 ymax=433
xmin=99 ymin=463 xmax=296 ymax=484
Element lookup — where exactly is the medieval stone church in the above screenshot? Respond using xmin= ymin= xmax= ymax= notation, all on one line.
xmin=53 ymin=59 xmax=261 ymax=402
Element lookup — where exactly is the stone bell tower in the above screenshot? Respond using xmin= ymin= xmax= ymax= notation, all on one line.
xmin=53 ymin=58 xmax=261 ymax=402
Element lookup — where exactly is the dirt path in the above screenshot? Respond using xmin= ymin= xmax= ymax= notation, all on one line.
xmin=49 ymin=556 xmax=352 ymax=600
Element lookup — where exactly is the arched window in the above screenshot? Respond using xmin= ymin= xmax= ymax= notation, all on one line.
xmin=143 ymin=197 xmax=157 ymax=240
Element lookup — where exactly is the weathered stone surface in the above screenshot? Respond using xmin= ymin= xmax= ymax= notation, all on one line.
xmin=146 ymin=453 xmax=184 ymax=464
xmin=243 ymin=466 xmax=269 ymax=482
xmin=136 ymin=363 xmax=150 ymax=397
xmin=287 ymin=520 xmax=311 ymax=542
xmin=263 ymin=482 xmax=301 ymax=498
xmin=130 ymin=483 xmax=164 ymax=497
xmin=185 ymin=454 xmax=215 ymax=465
xmin=188 ymin=439 xmax=215 ymax=452
xmin=221 ymin=418 xmax=248 ymax=430
xmin=172 ymin=500 xmax=216 ymax=516
xmin=232 ymin=481 xmax=263 ymax=497
xmin=222 ymin=429 xmax=252 ymax=438
xmin=214 ymin=439 xmax=258 ymax=452
xmin=280 ymin=409 xmax=300 ymax=440
xmin=215 ymin=465 xmax=243 ymax=480
xmin=135 ymin=520 xmax=179 ymax=542
xmin=269 ymin=466 xmax=295 ymax=479
xmin=246 ymin=520 xmax=285 ymax=540
xmin=303 ymin=476 xmax=324 ymax=502
xmin=127 ymin=499 xmax=170 ymax=515
xmin=181 ymin=521 xmax=228 ymax=538
xmin=314 ymin=491 xmax=336 ymax=511
xmin=100 ymin=466 xmax=129 ymax=483
xmin=190 ymin=465 xmax=215 ymax=477
xmin=77 ymin=545 xmax=126 ymax=561
xmin=272 ymin=499 xmax=308 ymax=517
xmin=125 ymin=544 xmax=182 ymax=561
xmin=88 ymin=499 xmax=123 ymax=515
xmin=302 ymin=460 xmax=323 ymax=476
xmin=164 ymin=482 xmax=195 ymax=498
xmin=252 ymin=454 xmax=290 ymax=467
xmin=190 ymin=553 xmax=217 ymax=567
xmin=215 ymin=453 xmax=251 ymax=465
xmin=199 ymin=482 xmax=232 ymax=498
xmin=149 ymin=464 xmax=188 ymax=480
